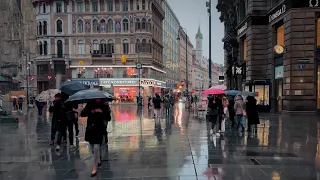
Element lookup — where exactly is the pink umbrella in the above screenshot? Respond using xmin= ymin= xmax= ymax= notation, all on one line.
xmin=202 ymin=88 xmax=225 ymax=95
xmin=209 ymin=84 xmax=227 ymax=90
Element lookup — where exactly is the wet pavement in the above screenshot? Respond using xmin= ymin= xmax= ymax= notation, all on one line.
xmin=1 ymin=103 xmax=320 ymax=179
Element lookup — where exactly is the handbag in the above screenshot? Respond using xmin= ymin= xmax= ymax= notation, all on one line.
xmin=85 ymin=119 xmax=96 ymax=142
xmin=241 ymin=106 xmax=247 ymax=117
xmin=221 ymin=119 xmax=225 ymax=132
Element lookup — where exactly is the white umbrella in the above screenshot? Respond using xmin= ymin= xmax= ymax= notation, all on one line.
xmin=209 ymin=84 xmax=227 ymax=90
xmin=36 ymin=89 xmax=60 ymax=102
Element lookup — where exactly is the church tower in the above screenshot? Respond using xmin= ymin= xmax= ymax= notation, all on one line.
xmin=195 ymin=26 xmax=203 ymax=64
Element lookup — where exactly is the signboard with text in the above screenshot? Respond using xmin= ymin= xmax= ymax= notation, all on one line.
xmin=72 ymin=80 xmax=99 ymax=86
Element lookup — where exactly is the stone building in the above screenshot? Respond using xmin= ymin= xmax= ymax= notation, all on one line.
xmin=32 ymin=0 xmax=166 ymax=102
xmin=178 ymin=28 xmax=193 ymax=95
xmin=217 ymin=0 xmax=320 ymax=112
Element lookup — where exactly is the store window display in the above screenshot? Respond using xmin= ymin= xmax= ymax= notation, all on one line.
xmin=254 ymin=85 xmax=269 ymax=105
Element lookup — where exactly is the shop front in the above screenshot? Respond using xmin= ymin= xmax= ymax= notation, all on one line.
xmin=244 ymin=80 xmax=271 ymax=112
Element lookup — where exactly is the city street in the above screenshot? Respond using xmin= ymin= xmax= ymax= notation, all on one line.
xmin=1 ymin=104 xmax=320 ymax=180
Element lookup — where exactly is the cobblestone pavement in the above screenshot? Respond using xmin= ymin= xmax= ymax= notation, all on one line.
xmin=1 ymin=103 xmax=320 ymax=180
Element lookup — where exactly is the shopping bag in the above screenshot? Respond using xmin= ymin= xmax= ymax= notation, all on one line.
xmin=221 ymin=119 xmax=226 ymax=132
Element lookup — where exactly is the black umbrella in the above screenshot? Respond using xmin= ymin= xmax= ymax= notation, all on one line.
xmin=60 ymin=81 xmax=90 ymax=95
xmin=65 ymin=89 xmax=115 ymax=104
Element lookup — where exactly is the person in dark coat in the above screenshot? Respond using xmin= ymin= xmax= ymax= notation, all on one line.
xmin=81 ymin=99 xmax=111 ymax=177
xmin=215 ymin=95 xmax=224 ymax=132
xmin=246 ymin=96 xmax=260 ymax=132
xmin=152 ymin=93 xmax=162 ymax=119
xmin=227 ymin=96 xmax=236 ymax=128
xmin=207 ymin=96 xmax=219 ymax=135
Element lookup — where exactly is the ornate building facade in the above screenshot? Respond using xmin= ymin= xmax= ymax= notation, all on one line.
xmin=162 ymin=0 xmax=180 ymax=89
xmin=217 ymin=0 xmax=320 ymax=112
xmin=32 ymin=0 xmax=165 ymax=102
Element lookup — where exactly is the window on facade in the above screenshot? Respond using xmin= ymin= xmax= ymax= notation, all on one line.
xmin=99 ymin=19 xmax=106 ymax=33
xmin=100 ymin=0 xmax=105 ymax=11
xmin=43 ymin=21 xmax=47 ymax=35
xmin=123 ymin=19 xmax=129 ymax=32
xmin=37 ymin=65 xmax=48 ymax=75
xmin=142 ymin=0 xmax=146 ymax=10
xmin=136 ymin=39 xmax=141 ymax=53
xmin=44 ymin=41 xmax=48 ymax=55
xmin=78 ymin=19 xmax=84 ymax=33
xmin=240 ymin=0 xmax=246 ymax=21
xmin=57 ymin=40 xmax=63 ymax=57
xmin=92 ymin=1 xmax=98 ymax=12
xmin=141 ymin=18 xmax=146 ymax=30
xmin=93 ymin=40 xmax=99 ymax=54
xmin=100 ymin=40 xmax=107 ymax=54
xmin=115 ymin=0 xmax=120 ymax=11
xmin=108 ymin=40 xmax=114 ymax=53
xmin=39 ymin=22 xmax=42 ymax=35
xmin=141 ymin=39 xmax=147 ymax=52
xmin=136 ymin=0 xmax=140 ymax=10
xmin=107 ymin=0 xmax=113 ymax=11
xmin=43 ymin=3 xmax=46 ymax=13
xmin=123 ymin=39 xmax=129 ymax=54
xmin=78 ymin=40 xmax=85 ymax=55
xmin=77 ymin=2 xmax=84 ymax=12
xmin=277 ymin=25 xmax=284 ymax=46
xmin=243 ymin=38 xmax=247 ymax=61
xmin=39 ymin=42 xmax=43 ymax=55
xmin=56 ymin=2 xmax=62 ymax=13
xmin=107 ymin=19 xmax=114 ymax=32
xmin=136 ymin=18 xmax=140 ymax=30
xmin=147 ymin=19 xmax=151 ymax=31
xmin=54 ymin=64 xmax=66 ymax=74
xmin=56 ymin=20 xmax=63 ymax=33
xmin=122 ymin=0 xmax=128 ymax=11
xmin=149 ymin=40 xmax=152 ymax=53
xmin=93 ymin=19 xmax=99 ymax=32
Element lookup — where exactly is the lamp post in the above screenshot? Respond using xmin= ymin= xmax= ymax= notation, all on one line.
xmin=206 ymin=0 xmax=212 ymax=88
xmin=136 ymin=63 xmax=142 ymax=106
xmin=23 ymin=48 xmax=30 ymax=111
xmin=177 ymin=27 xmax=189 ymax=107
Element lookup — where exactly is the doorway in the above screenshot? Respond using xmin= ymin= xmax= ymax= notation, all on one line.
xmin=276 ymin=79 xmax=283 ymax=112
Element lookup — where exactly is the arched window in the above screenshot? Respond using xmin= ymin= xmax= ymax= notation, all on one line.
xmin=108 ymin=39 xmax=114 ymax=53
xmin=100 ymin=19 xmax=106 ymax=33
xmin=77 ymin=19 xmax=84 ymax=33
xmin=43 ymin=21 xmax=47 ymax=35
xmin=92 ymin=19 xmax=99 ymax=33
xmin=39 ymin=22 xmax=42 ymax=35
xmin=107 ymin=19 xmax=114 ymax=32
xmin=57 ymin=40 xmax=63 ymax=57
xmin=136 ymin=39 xmax=140 ymax=53
xmin=122 ymin=19 xmax=129 ymax=32
xmin=39 ymin=41 xmax=43 ymax=55
xmin=100 ymin=40 xmax=107 ymax=54
xmin=56 ymin=20 xmax=63 ymax=33
xmin=93 ymin=40 xmax=99 ymax=54
xmin=44 ymin=41 xmax=48 ymax=55
xmin=135 ymin=18 xmax=140 ymax=30
xmin=141 ymin=39 xmax=147 ymax=52
xmin=148 ymin=40 xmax=152 ymax=53
xmin=147 ymin=19 xmax=151 ymax=32
xmin=123 ymin=39 xmax=129 ymax=54
xmin=141 ymin=18 xmax=146 ymax=30
xmin=78 ymin=40 xmax=85 ymax=55
xmin=43 ymin=3 xmax=46 ymax=13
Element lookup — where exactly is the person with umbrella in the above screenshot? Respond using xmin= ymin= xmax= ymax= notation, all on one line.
xmin=81 ymin=98 xmax=111 ymax=177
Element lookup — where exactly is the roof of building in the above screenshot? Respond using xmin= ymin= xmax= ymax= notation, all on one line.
xmin=196 ymin=26 xmax=203 ymax=39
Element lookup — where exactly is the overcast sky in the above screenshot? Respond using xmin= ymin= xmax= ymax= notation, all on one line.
xmin=167 ymin=0 xmax=224 ymax=65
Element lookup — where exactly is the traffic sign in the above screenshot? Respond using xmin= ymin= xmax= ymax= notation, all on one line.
xmin=136 ymin=63 xmax=142 ymax=69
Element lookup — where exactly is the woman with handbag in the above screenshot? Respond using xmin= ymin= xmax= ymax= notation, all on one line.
xmin=81 ymin=99 xmax=111 ymax=177
xmin=234 ymin=95 xmax=245 ymax=132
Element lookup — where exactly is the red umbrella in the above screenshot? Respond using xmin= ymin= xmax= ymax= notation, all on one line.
xmin=202 ymin=88 xmax=225 ymax=95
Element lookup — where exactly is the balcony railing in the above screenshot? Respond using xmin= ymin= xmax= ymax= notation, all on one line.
xmin=91 ymin=53 xmax=113 ymax=58
xmin=51 ymin=54 xmax=68 ymax=58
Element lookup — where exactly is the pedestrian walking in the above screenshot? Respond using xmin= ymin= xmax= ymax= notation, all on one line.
xmin=207 ymin=96 xmax=219 ymax=135
xmin=227 ymin=96 xmax=236 ymax=128
xmin=35 ymin=100 xmax=45 ymax=117
xmin=49 ymin=93 xmax=62 ymax=145
xmin=246 ymin=96 xmax=260 ymax=133
xmin=234 ymin=95 xmax=245 ymax=132
xmin=215 ymin=95 xmax=224 ymax=134
xmin=13 ymin=98 xmax=18 ymax=110
xmin=18 ymin=97 xmax=23 ymax=111
xmin=152 ymin=93 xmax=162 ymax=119
xmin=81 ymin=99 xmax=111 ymax=177
xmin=163 ymin=94 xmax=170 ymax=115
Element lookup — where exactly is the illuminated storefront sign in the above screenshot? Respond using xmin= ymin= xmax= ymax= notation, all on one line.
xmin=269 ymin=5 xmax=286 ymax=23
xmin=237 ymin=22 xmax=248 ymax=36
xmin=72 ymin=80 xmax=99 ymax=86
xmin=99 ymin=78 xmax=166 ymax=87
xmin=100 ymin=79 xmax=139 ymax=86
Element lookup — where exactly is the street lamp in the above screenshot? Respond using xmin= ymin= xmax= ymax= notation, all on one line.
xmin=206 ymin=0 xmax=212 ymax=88
xmin=136 ymin=63 xmax=142 ymax=106
xmin=23 ymin=48 xmax=30 ymax=111
xmin=177 ymin=26 xmax=189 ymax=107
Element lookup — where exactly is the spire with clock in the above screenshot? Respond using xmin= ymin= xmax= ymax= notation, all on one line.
xmin=195 ymin=26 xmax=203 ymax=65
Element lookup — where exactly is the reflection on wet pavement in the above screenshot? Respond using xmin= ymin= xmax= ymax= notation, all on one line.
xmin=1 ymin=104 xmax=320 ymax=179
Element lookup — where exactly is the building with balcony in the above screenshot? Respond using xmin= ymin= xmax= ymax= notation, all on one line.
xmin=178 ymin=28 xmax=193 ymax=95
xmin=32 ymin=0 xmax=165 ymax=102
xmin=162 ymin=1 xmax=180 ymax=89
xmin=217 ymin=0 xmax=320 ymax=112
